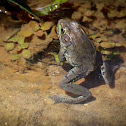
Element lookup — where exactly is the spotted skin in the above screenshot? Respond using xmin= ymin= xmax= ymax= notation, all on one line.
xmin=51 ymin=19 xmax=111 ymax=104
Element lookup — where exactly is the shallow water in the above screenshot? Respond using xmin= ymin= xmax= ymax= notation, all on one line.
xmin=0 ymin=0 xmax=126 ymax=126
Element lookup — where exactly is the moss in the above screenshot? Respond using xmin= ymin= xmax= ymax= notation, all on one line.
xmin=100 ymin=42 xmax=115 ymax=48
xmin=28 ymin=21 xmax=40 ymax=31
xmin=101 ymin=50 xmax=112 ymax=55
xmin=115 ymin=43 xmax=123 ymax=47
xmin=20 ymin=43 xmax=29 ymax=49
xmin=17 ymin=36 xmax=25 ymax=45
xmin=49 ymin=26 xmax=58 ymax=39
xmin=41 ymin=21 xmax=54 ymax=31
xmin=82 ymin=16 xmax=92 ymax=22
xmin=34 ymin=30 xmax=43 ymax=37
xmin=22 ymin=49 xmax=31 ymax=59
xmin=10 ymin=54 xmax=20 ymax=61
xmin=18 ymin=24 xmax=34 ymax=37
xmin=112 ymin=51 xmax=120 ymax=55
xmin=9 ymin=35 xmax=25 ymax=45
xmin=4 ymin=43 xmax=15 ymax=51
xmin=95 ymin=38 xmax=102 ymax=43
xmin=89 ymin=34 xmax=100 ymax=39
xmin=84 ymin=10 xmax=94 ymax=17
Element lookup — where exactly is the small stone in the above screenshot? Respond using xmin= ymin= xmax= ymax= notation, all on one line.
xmin=84 ymin=104 xmax=88 ymax=106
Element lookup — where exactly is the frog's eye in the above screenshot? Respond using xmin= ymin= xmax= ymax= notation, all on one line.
xmin=60 ymin=28 xmax=64 ymax=34
xmin=63 ymin=27 xmax=70 ymax=34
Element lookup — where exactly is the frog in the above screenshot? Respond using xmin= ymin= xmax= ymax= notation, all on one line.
xmin=51 ymin=19 xmax=112 ymax=104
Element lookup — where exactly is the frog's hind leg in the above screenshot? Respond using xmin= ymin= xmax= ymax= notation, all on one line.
xmin=51 ymin=67 xmax=92 ymax=104
xmin=101 ymin=61 xmax=113 ymax=87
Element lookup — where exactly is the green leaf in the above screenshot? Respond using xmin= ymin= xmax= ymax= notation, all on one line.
xmin=54 ymin=54 xmax=63 ymax=65
xmin=53 ymin=0 xmax=68 ymax=4
xmin=7 ymin=0 xmax=39 ymax=18
xmin=35 ymin=0 xmax=68 ymax=16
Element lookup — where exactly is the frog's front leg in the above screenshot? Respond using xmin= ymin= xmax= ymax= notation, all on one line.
xmin=51 ymin=67 xmax=92 ymax=104
xmin=57 ymin=47 xmax=66 ymax=65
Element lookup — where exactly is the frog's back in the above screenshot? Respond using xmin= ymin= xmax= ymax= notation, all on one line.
xmin=69 ymin=31 xmax=96 ymax=66
xmin=78 ymin=35 xmax=96 ymax=61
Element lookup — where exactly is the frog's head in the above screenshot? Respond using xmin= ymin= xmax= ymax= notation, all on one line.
xmin=57 ymin=19 xmax=85 ymax=46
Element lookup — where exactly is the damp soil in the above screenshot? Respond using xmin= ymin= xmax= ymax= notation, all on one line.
xmin=0 ymin=0 xmax=126 ymax=126
xmin=0 ymin=52 xmax=126 ymax=126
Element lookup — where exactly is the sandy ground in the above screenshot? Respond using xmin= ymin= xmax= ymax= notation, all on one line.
xmin=0 ymin=53 xmax=126 ymax=126
xmin=0 ymin=0 xmax=126 ymax=125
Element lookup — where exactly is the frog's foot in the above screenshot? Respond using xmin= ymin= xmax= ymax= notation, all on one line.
xmin=50 ymin=91 xmax=92 ymax=104
xmin=50 ymin=95 xmax=67 ymax=104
